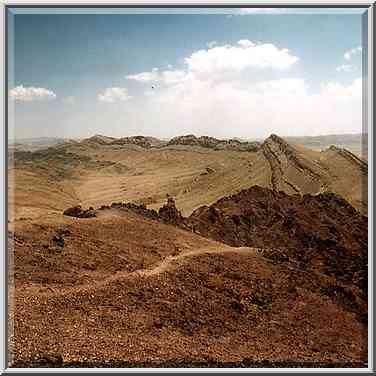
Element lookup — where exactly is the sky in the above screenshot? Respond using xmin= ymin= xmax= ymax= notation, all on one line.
xmin=7 ymin=8 xmax=367 ymax=140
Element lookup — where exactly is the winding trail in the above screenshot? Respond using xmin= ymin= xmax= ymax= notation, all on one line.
xmin=133 ymin=245 xmax=257 ymax=277
xmin=22 ymin=245 xmax=258 ymax=298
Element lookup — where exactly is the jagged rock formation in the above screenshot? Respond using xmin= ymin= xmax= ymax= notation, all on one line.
xmin=104 ymin=201 xmax=160 ymax=220
xmin=82 ymin=135 xmax=165 ymax=148
xmin=186 ymin=185 xmax=368 ymax=322
xmin=167 ymin=134 xmax=261 ymax=151
xmin=158 ymin=196 xmax=184 ymax=225
xmin=111 ymin=136 xmax=164 ymax=148
xmin=66 ymin=197 xmax=185 ymax=225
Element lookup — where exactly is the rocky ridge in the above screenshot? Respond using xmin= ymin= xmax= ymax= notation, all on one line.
xmin=62 ymin=184 xmax=367 ymax=324
xmin=167 ymin=134 xmax=261 ymax=151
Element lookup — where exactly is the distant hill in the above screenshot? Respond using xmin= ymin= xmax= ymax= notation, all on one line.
xmin=9 ymin=133 xmax=367 ymax=158
xmin=9 ymin=137 xmax=71 ymax=152
xmin=284 ymin=133 xmax=367 ymax=159
xmin=9 ymin=133 xmax=368 ymax=220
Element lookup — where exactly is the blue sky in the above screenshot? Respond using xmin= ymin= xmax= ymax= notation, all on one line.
xmin=8 ymin=8 xmax=367 ymax=140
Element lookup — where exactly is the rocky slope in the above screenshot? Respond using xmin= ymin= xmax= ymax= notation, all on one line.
xmin=187 ymin=186 xmax=368 ymax=322
xmin=11 ymin=189 xmax=368 ymax=367
xmin=60 ymin=185 xmax=368 ymax=325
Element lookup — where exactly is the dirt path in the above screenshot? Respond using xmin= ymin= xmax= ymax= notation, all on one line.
xmin=134 ymin=245 xmax=257 ymax=277
xmin=21 ymin=245 xmax=258 ymax=298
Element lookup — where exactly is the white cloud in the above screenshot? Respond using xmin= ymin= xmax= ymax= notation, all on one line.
xmin=206 ymin=41 xmax=217 ymax=48
xmin=344 ymin=46 xmax=362 ymax=61
xmin=126 ymin=40 xmax=299 ymax=88
xmin=98 ymin=87 xmax=132 ymax=103
xmin=185 ymin=41 xmax=299 ymax=75
xmin=238 ymin=8 xmax=289 ymax=14
xmin=254 ymin=78 xmax=308 ymax=96
xmin=320 ymin=77 xmax=362 ymax=98
xmin=126 ymin=67 xmax=159 ymax=82
xmin=161 ymin=70 xmax=188 ymax=85
xmin=143 ymin=76 xmax=362 ymax=138
xmin=113 ymin=40 xmax=362 ymax=138
xmin=9 ymin=85 xmax=56 ymax=102
xmin=237 ymin=39 xmax=256 ymax=48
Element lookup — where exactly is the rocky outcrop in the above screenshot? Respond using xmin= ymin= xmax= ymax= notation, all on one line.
xmin=66 ymin=197 xmax=186 ymax=226
xmin=105 ymin=201 xmax=160 ymax=220
xmin=63 ymin=205 xmax=96 ymax=218
xmin=186 ymin=185 xmax=368 ymax=322
xmin=111 ymin=136 xmax=164 ymax=148
xmin=81 ymin=135 xmax=165 ymax=148
xmin=83 ymin=135 xmax=116 ymax=145
xmin=167 ymin=135 xmax=261 ymax=152
xmin=158 ymin=197 xmax=184 ymax=225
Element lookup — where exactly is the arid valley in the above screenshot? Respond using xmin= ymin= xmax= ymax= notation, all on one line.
xmin=7 ymin=133 xmax=368 ymax=367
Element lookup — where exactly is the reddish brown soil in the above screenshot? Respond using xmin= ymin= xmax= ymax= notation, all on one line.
xmin=9 ymin=187 xmax=368 ymax=368
xmin=11 ymin=242 xmax=367 ymax=367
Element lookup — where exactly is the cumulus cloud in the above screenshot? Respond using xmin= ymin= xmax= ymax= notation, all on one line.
xmin=126 ymin=40 xmax=299 ymax=88
xmin=63 ymin=73 xmax=362 ymax=140
xmin=98 ymin=87 xmax=132 ymax=103
xmin=344 ymin=46 xmax=362 ymax=61
xmin=120 ymin=40 xmax=362 ymax=137
xmin=140 ymin=76 xmax=362 ymax=138
xmin=9 ymin=85 xmax=56 ymax=101
xmin=185 ymin=41 xmax=299 ymax=75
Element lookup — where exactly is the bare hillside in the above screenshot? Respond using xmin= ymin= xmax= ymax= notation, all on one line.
xmin=8 ymin=134 xmax=368 ymax=221
xmin=10 ymin=193 xmax=367 ymax=367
